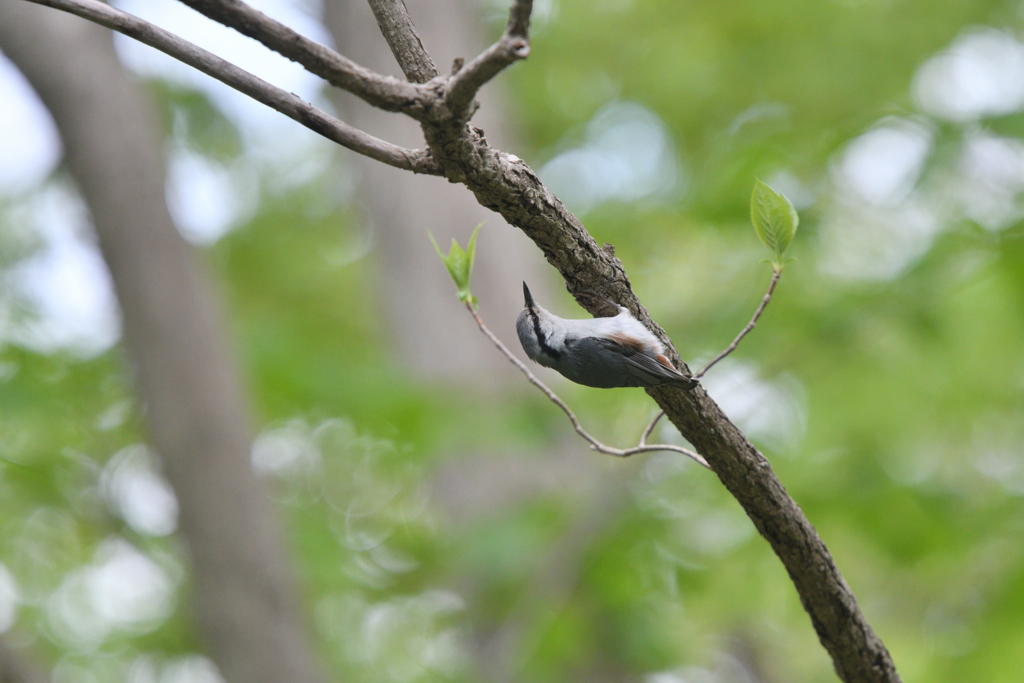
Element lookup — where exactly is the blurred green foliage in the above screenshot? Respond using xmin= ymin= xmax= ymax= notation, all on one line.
xmin=4 ymin=0 xmax=1024 ymax=681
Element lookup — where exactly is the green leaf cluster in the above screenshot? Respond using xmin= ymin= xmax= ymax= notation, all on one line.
xmin=430 ymin=223 xmax=481 ymax=305
xmin=750 ymin=180 xmax=798 ymax=271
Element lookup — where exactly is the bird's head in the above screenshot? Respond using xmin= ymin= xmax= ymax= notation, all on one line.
xmin=516 ymin=282 xmax=562 ymax=365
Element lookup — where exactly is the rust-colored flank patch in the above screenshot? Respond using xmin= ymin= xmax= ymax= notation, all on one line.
xmin=608 ymin=333 xmax=647 ymax=354
xmin=655 ymin=354 xmax=674 ymax=369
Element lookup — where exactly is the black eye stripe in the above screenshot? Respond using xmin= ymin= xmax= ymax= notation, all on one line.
xmin=529 ymin=309 xmax=561 ymax=359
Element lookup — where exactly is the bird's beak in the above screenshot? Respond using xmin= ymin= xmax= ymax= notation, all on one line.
xmin=522 ymin=281 xmax=535 ymax=309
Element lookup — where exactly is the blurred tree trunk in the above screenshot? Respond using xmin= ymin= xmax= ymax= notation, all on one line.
xmin=0 ymin=639 xmax=46 ymax=683
xmin=323 ymin=0 xmax=546 ymax=384
xmin=0 ymin=4 xmax=323 ymax=683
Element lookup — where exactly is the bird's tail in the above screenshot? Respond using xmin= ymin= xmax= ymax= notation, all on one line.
xmin=670 ymin=376 xmax=699 ymax=390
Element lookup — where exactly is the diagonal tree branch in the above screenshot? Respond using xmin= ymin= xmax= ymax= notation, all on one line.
xmin=422 ymin=128 xmax=900 ymax=683
xmin=185 ymin=1 xmax=898 ymax=678
xmin=176 ymin=0 xmax=431 ymax=114
xmin=22 ymin=0 xmax=902 ymax=680
xmin=417 ymin=108 xmax=902 ymax=683
xmin=365 ymin=0 xmax=438 ymax=83
xmin=23 ymin=0 xmax=441 ymax=174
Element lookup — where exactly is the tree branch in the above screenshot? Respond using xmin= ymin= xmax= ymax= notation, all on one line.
xmin=418 ymin=131 xmax=901 ymax=681
xmin=175 ymin=0 xmax=431 ymax=114
xmin=466 ymin=302 xmax=709 ymax=468
xmin=505 ymin=0 xmax=533 ymax=38
xmin=627 ymin=268 xmax=783 ymax=475
xmin=445 ymin=0 xmax=532 ymax=115
xmin=23 ymin=0 xmax=441 ymax=175
xmin=19 ymin=0 xmax=902 ymax=678
xmin=365 ymin=0 xmax=438 ymax=83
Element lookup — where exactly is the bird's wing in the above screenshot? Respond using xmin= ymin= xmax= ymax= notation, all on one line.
xmin=591 ymin=337 xmax=697 ymax=389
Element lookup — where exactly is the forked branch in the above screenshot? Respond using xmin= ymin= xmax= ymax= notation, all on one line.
xmin=446 ymin=0 xmax=533 ymax=115
xmin=176 ymin=0 xmax=427 ymax=113
xmin=466 ymin=302 xmax=709 ymax=468
xmin=25 ymin=0 xmax=441 ymax=174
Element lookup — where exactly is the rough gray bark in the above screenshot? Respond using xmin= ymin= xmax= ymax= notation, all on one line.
xmin=364 ymin=0 xmax=438 ymax=83
xmin=16 ymin=0 xmax=902 ymax=680
xmin=0 ymin=4 xmax=324 ymax=683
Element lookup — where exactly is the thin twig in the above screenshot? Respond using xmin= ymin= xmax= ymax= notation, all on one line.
xmin=466 ymin=302 xmax=709 ymax=468
xmin=694 ymin=268 xmax=781 ymax=379
xmin=445 ymin=0 xmax=533 ymax=115
xmin=175 ymin=0 xmax=428 ymax=114
xmin=640 ymin=409 xmax=665 ymax=444
xmin=25 ymin=0 xmax=442 ymax=175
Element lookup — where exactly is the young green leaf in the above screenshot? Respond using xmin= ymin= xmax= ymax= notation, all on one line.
xmin=464 ymin=223 xmax=480 ymax=279
xmin=750 ymin=180 xmax=799 ymax=269
xmin=429 ymin=223 xmax=482 ymax=304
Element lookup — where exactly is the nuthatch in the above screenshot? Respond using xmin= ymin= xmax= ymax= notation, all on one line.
xmin=516 ymin=282 xmax=697 ymax=390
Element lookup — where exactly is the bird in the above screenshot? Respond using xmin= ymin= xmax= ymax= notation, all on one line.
xmin=515 ymin=282 xmax=697 ymax=390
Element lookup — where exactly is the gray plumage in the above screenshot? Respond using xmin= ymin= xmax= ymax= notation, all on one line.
xmin=515 ymin=282 xmax=696 ymax=390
